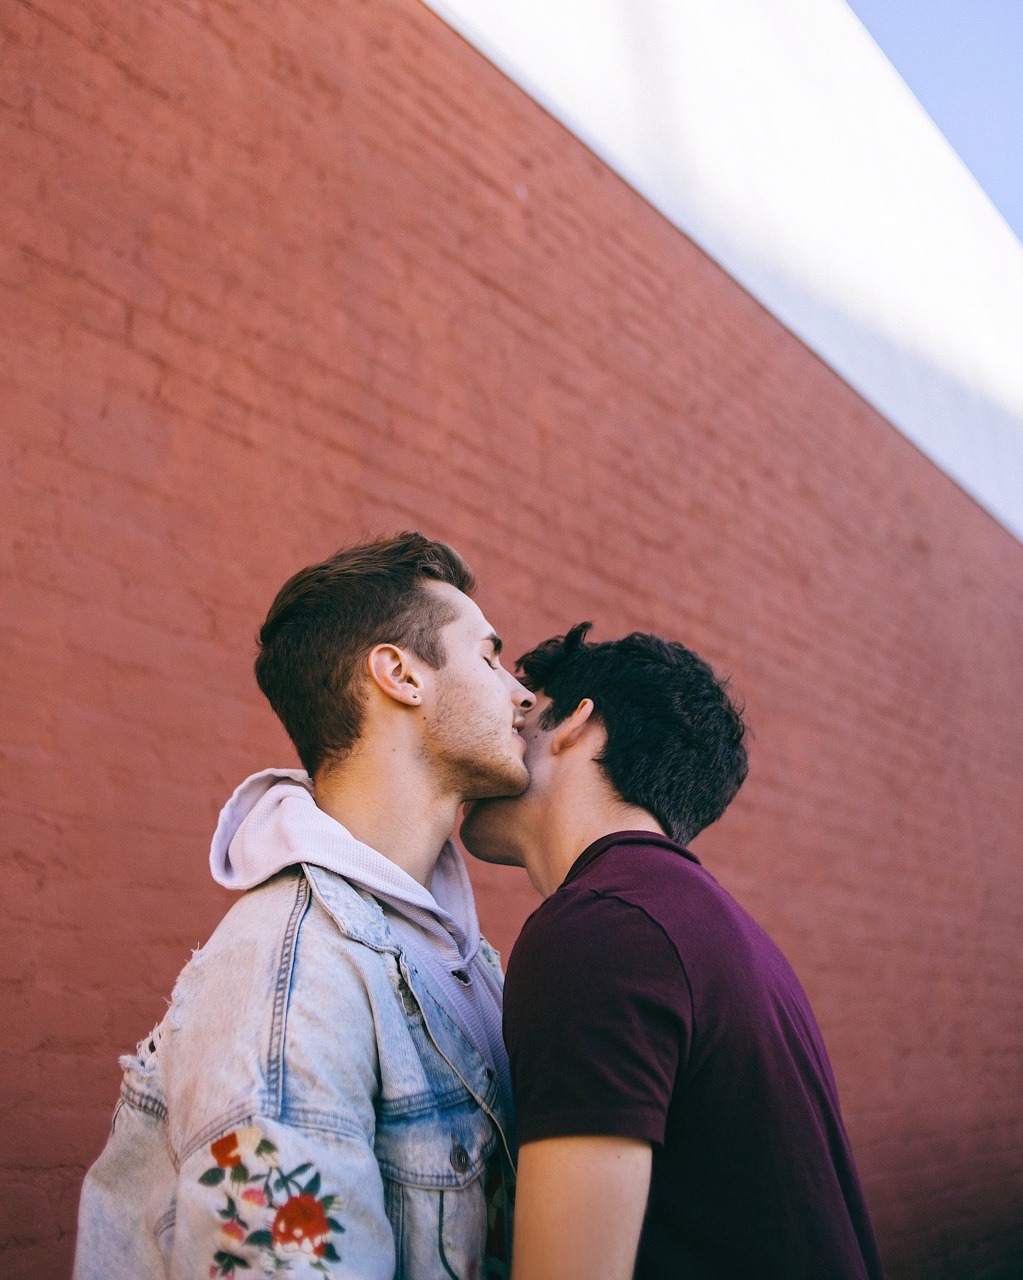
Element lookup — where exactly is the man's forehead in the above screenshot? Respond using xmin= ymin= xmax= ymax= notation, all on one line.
xmin=426 ymin=580 xmax=494 ymax=636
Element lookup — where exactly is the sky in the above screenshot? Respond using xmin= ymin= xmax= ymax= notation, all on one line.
xmin=845 ymin=0 xmax=1023 ymax=245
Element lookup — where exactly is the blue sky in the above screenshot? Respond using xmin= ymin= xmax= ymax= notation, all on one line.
xmin=846 ymin=0 xmax=1023 ymax=244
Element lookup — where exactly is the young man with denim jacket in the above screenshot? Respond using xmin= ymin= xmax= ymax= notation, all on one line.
xmin=74 ymin=533 xmax=535 ymax=1280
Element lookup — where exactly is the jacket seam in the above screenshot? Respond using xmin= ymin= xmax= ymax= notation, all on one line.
xmin=303 ymin=863 xmax=401 ymax=954
xmin=120 ymin=1079 xmax=168 ymax=1122
xmin=276 ymin=1104 xmax=375 ymax=1142
xmin=267 ymin=871 xmax=311 ymax=1115
xmin=154 ymin=1206 xmax=176 ymax=1242
xmin=178 ymin=1102 xmax=270 ymax=1168
xmin=177 ymin=1103 xmax=369 ymax=1169
xmin=377 ymin=1137 xmax=495 ymax=1189
xmin=376 ymin=1085 xmax=479 ymax=1120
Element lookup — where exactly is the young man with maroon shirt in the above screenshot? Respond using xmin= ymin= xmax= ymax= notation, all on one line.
xmin=461 ymin=623 xmax=885 ymax=1280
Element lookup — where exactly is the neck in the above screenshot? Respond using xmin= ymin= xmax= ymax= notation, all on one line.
xmin=313 ymin=736 xmax=459 ymax=888
xmin=522 ymin=794 xmax=666 ymax=898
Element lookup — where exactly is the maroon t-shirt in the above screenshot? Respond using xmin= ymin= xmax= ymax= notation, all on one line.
xmin=503 ymin=832 xmax=885 ymax=1280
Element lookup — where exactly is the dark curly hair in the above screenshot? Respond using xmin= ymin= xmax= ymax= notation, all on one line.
xmin=517 ymin=623 xmax=748 ymax=845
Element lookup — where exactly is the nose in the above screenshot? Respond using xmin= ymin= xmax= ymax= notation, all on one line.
xmin=512 ymin=677 xmax=536 ymax=712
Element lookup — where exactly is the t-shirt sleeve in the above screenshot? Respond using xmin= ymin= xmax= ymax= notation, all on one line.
xmin=504 ymin=890 xmax=692 ymax=1147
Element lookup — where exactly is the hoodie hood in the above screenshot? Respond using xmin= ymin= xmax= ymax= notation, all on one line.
xmin=210 ymin=768 xmax=481 ymax=963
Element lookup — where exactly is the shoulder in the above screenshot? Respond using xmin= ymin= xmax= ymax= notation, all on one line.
xmin=505 ymin=887 xmax=693 ymax=1146
xmin=506 ymin=887 xmax=689 ymax=1024
xmin=515 ymin=883 xmax=678 ymax=960
xmin=575 ymin=835 xmax=767 ymax=962
xmin=575 ymin=833 xmax=711 ymax=904
xmin=577 ymin=839 xmax=813 ymax=1028
xmin=161 ymin=870 xmax=392 ymax=1151
xmin=176 ymin=869 xmax=383 ymax=1019
xmin=510 ymin=834 xmax=709 ymax=974
xmin=210 ymin=865 xmax=397 ymax=1005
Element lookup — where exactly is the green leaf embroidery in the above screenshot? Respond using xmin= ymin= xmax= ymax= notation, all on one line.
xmin=207 ymin=1144 xmax=342 ymax=1274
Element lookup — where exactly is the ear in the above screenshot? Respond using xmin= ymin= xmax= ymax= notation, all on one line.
xmin=366 ymin=643 xmax=424 ymax=707
xmin=550 ymin=698 xmax=597 ymax=755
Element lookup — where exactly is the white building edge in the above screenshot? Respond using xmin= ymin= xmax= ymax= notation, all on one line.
xmin=421 ymin=0 xmax=1023 ymax=544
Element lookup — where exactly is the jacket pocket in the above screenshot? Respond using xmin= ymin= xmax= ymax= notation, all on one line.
xmin=376 ymin=1097 xmax=495 ymax=1280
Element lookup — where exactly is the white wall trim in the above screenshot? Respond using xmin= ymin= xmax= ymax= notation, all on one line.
xmin=422 ymin=0 xmax=1023 ymax=543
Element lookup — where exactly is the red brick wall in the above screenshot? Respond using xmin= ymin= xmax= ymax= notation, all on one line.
xmin=2 ymin=1 xmax=1021 ymax=1276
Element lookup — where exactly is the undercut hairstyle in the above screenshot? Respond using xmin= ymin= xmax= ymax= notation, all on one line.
xmin=255 ymin=532 xmax=476 ymax=777
xmin=518 ymin=623 xmax=748 ymax=846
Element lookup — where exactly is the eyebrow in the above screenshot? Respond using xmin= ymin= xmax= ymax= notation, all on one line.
xmin=485 ymin=633 xmax=503 ymax=655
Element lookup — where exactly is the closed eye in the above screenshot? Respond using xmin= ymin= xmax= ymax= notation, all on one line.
xmin=483 ymin=632 xmax=503 ymax=670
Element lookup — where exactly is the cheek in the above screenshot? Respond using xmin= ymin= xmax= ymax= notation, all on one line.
xmin=519 ymin=741 xmax=550 ymax=785
xmin=434 ymin=671 xmax=508 ymax=740
xmin=471 ymin=674 xmax=515 ymax=726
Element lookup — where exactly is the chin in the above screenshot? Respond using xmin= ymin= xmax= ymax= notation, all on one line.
xmin=459 ymin=796 xmax=525 ymax=867
xmin=462 ymin=755 xmax=529 ymax=802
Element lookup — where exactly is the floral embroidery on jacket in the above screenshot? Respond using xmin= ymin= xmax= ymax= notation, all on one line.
xmin=198 ymin=1125 xmax=344 ymax=1275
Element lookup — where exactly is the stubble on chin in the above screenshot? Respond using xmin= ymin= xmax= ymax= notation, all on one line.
xmin=431 ymin=685 xmax=529 ymax=801
xmin=460 ymin=753 xmax=529 ymax=801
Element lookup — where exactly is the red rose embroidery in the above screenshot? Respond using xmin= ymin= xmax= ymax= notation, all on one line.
xmin=271 ymin=1193 xmax=331 ymax=1257
xmin=200 ymin=1127 xmax=342 ymax=1276
xmin=210 ymin=1132 xmax=243 ymax=1168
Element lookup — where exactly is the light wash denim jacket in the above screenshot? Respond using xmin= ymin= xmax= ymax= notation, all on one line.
xmin=74 ymin=864 xmax=514 ymax=1280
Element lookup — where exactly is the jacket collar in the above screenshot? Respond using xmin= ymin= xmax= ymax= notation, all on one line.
xmin=303 ymin=862 xmax=402 ymax=953
xmin=304 ymin=863 xmax=511 ymax=1153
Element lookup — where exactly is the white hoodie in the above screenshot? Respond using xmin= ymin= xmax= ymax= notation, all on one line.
xmin=209 ymin=769 xmax=512 ymax=1123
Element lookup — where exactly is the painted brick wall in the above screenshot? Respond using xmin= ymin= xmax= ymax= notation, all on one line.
xmin=1 ymin=1 xmax=1021 ymax=1276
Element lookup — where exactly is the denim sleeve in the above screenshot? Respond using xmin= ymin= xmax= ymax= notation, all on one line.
xmin=75 ymin=874 xmax=400 ymax=1279
xmin=171 ymin=1116 xmax=395 ymax=1279
xmin=161 ymin=888 xmax=399 ymax=1277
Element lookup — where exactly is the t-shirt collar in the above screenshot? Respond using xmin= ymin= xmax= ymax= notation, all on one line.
xmin=562 ymin=829 xmax=702 ymax=888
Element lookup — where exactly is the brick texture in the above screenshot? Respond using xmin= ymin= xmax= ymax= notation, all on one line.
xmin=1 ymin=1 xmax=1021 ymax=1276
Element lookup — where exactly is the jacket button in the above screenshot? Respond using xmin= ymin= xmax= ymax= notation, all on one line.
xmin=450 ymin=1143 xmax=470 ymax=1173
